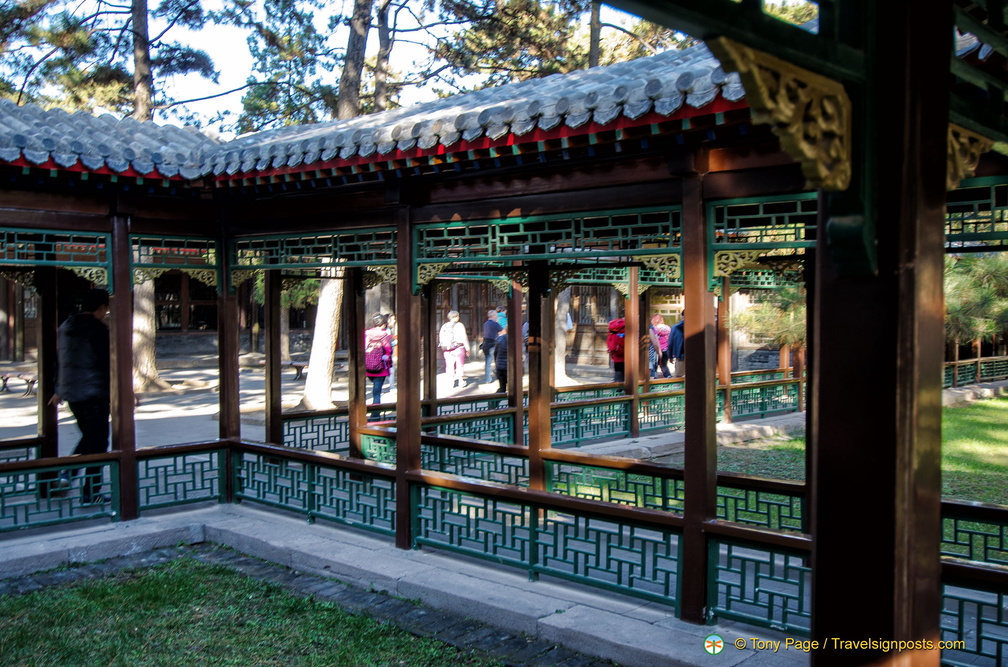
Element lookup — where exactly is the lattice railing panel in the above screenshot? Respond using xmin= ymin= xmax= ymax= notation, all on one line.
xmin=709 ymin=540 xmax=811 ymax=634
xmin=235 ymin=454 xmax=311 ymax=512
xmin=547 ymin=463 xmax=685 ymax=513
xmin=941 ymin=583 xmax=1008 ymax=667
xmin=946 ymin=182 xmax=1008 ymax=250
xmin=283 ymin=413 xmax=350 ymax=453
xmin=362 ymin=433 xmax=397 ymax=464
xmin=551 ymin=401 xmax=631 ymax=447
xmin=536 ymin=511 xmax=679 ymax=603
xmin=717 ymin=486 xmax=805 ymax=532
xmin=130 ymin=235 xmax=219 ymax=289
xmin=729 ymin=382 xmax=800 ymax=419
xmin=980 ymin=358 xmax=1008 ymax=382
xmin=426 ymin=414 xmax=516 ymax=445
xmin=415 ymin=488 xmax=533 ymax=567
xmin=415 ymin=208 xmax=681 ymax=263
xmin=421 ymin=446 xmax=529 ymax=486
xmin=232 ymin=228 xmax=397 ymax=270
xmin=311 ymin=466 xmax=396 ymax=535
xmin=0 ymin=444 xmax=38 ymax=464
xmin=942 ymin=516 xmax=1008 ymax=567
xmin=0 ymin=463 xmax=116 ymax=531
xmin=638 ymin=392 xmax=686 ymax=432
xmin=554 ymin=386 xmax=625 ymax=402
xmin=0 ymin=228 xmax=112 ymax=289
xmin=138 ymin=451 xmax=223 ymax=511
xmin=711 ymin=196 xmax=818 ymax=249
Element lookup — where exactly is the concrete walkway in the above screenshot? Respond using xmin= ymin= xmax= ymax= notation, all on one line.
xmin=0 ymin=504 xmax=809 ymax=667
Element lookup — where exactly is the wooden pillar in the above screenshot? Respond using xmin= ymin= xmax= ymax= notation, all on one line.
xmin=110 ymin=215 xmax=137 ymax=520
xmin=423 ymin=282 xmax=437 ymax=406
xmin=679 ymin=163 xmax=717 ymax=625
xmin=624 ymin=267 xmax=640 ymax=437
xmin=217 ymin=271 xmax=241 ymax=443
xmin=507 ymin=279 xmax=523 ymax=445
xmin=717 ymin=275 xmax=732 ymax=424
xmin=394 ymin=208 xmax=421 ymax=549
xmin=526 ymin=261 xmax=549 ymax=491
xmin=263 ymin=269 xmax=283 ymax=445
xmin=36 ymin=267 xmax=58 ymax=457
xmin=811 ymin=4 xmax=946 ymax=661
xmin=346 ymin=267 xmax=366 ymax=457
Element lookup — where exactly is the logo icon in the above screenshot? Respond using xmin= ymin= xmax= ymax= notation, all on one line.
xmin=704 ymin=634 xmax=725 ymax=655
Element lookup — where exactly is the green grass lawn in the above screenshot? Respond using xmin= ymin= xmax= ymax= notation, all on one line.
xmin=0 ymin=558 xmax=498 ymax=667
xmin=713 ymin=397 xmax=1008 ymax=506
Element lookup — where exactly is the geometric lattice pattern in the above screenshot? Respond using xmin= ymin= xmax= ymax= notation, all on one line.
xmin=130 ymin=234 xmax=219 ymax=289
xmin=0 ymin=228 xmax=112 ymax=289
xmin=283 ymin=412 xmax=350 ymax=453
xmin=231 ymin=228 xmax=397 ymax=270
xmin=414 ymin=486 xmax=680 ymax=607
xmin=0 ymin=462 xmax=115 ymax=531
xmin=421 ymin=445 xmax=529 ymax=486
xmin=946 ymin=180 xmax=1008 ymax=250
xmin=551 ymin=400 xmax=631 ymax=447
xmin=709 ymin=540 xmax=811 ymax=635
xmin=710 ymin=195 xmax=818 ymax=250
xmin=547 ymin=462 xmax=685 ymax=512
xmin=716 ymin=485 xmax=805 ymax=532
xmin=536 ymin=510 xmax=679 ymax=605
xmin=942 ymin=515 xmax=1008 ymax=566
xmin=137 ymin=450 xmax=223 ymax=511
xmin=728 ymin=381 xmax=800 ymax=419
xmin=0 ymin=444 xmax=39 ymax=464
xmin=426 ymin=413 xmax=517 ymax=445
xmin=235 ymin=451 xmax=395 ymax=535
xmin=941 ymin=583 xmax=1008 ymax=667
xmin=415 ymin=207 xmax=681 ymax=265
xmin=638 ymin=390 xmax=686 ymax=433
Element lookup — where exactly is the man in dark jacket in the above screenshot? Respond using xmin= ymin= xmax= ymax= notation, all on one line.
xmin=493 ymin=332 xmax=508 ymax=393
xmin=49 ymin=289 xmax=110 ymax=505
xmin=669 ymin=311 xmax=685 ymax=378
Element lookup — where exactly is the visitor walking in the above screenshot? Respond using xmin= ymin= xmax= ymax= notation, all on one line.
xmin=364 ymin=314 xmax=393 ymax=419
xmin=49 ymin=288 xmax=111 ymax=505
xmin=494 ymin=332 xmax=509 ymax=393
xmin=439 ymin=310 xmax=469 ymax=388
xmin=669 ymin=311 xmax=685 ymax=377
xmin=481 ymin=310 xmax=502 ymax=384
xmin=606 ymin=317 xmax=626 ymax=382
xmin=649 ymin=313 xmax=672 ymax=378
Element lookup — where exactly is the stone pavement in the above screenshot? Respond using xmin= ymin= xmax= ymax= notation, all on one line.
xmin=0 ymin=504 xmax=809 ymax=667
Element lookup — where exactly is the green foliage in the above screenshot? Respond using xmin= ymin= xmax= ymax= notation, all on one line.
xmin=252 ymin=271 xmax=321 ymax=309
xmin=731 ymin=286 xmax=807 ymax=349
xmin=0 ymin=558 xmax=499 ymax=665
xmin=944 ymin=254 xmax=1008 ymax=346
xmin=222 ymin=0 xmax=343 ymax=132
xmin=0 ymin=0 xmax=216 ymax=116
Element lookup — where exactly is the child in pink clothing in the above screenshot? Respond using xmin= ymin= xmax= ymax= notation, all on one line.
xmin=649 ymin=313 xmax=672 ymax=378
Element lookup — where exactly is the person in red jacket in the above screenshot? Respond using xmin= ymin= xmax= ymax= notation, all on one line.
xmin=606 ymin=317 xmax=626 ymax=382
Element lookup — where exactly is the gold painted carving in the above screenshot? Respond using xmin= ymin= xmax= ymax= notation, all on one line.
xmin=611 ymin=282 xmax=650 ymax=296
xmin=641 ymin=254 xmax=681 ymax=281
xmin=230 ymin=268 xmax=257 ymax=288
xmin=709 ymin=36 xmax=851 ymax=191
xmin=0 ymin=269 xmax=35 ymax=288
xmin=373 ymin=265 xmax=398 ymax=284
xmin=416 ymin=262 xmax=452 ymax=287
xmin=71 ymin=266 xmax=109 ymax=288
xmin=947 ymin=124 xmax=993 ymax=190
xmin=362 ymin=270 xmax=382 ymax=291
xmin=182 ymin=268 xmax=218 ymax=289
xmin=550 ymin=269 xmax=582 ymax=291
xmin=489 ymin=278 xmax=511 ymax=294
xmin=713 ymin=250 xmax=763 ymax=277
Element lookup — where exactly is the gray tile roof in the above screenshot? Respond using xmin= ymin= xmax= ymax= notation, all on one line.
xmin=0 ymin=43 xmax=744 ymax=182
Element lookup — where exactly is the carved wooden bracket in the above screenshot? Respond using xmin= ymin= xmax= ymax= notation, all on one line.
xmin=640 ymin=253 xmax=681 ymax=281
xmin=713 ymin=249 xmax=763 ymax=277
xmin=372 ymin=265 xmax=398 ymax=285
xmin=947 ymin=124 xmax=994 ymax=190
xmin=71 ymin=266 xmax=109 ymax=289
xmin=416 ymin=262 xmax=452 ymax=287
xmin=611 ymin=281 xmax=649 ymax=296
xmin=708 ymin=37 xmax=852 ymax=192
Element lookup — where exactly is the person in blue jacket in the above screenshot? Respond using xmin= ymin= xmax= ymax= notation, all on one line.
xmin=669 ymin=311 xmax=685 ymax=377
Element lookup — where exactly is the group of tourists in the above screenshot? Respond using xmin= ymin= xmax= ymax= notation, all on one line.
xmin=606 ymin=311 xmax=685 ymax=382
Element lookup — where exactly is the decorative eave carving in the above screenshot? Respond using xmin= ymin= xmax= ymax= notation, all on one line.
xmin=713 ymin=249 xmax=763 ymax=277
xmin=611 ymin=281 xmax=649 ymax=296
xmin=640 ymin=253 xmax=681 ymax=281
xmin=372 ymin=265 xmax=397 ymax=285
xmin=417 ymin=262 xmax=452 ymax=287
xmin=947 ymin=124 xmax=994 ymax=190
xmin=708 ymin=36 xmax=851 ymax=192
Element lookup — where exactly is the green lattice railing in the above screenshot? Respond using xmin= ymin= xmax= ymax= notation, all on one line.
xmin=708 ymin=538 xmax=811 ymax=634
xmin=943 ymin=355 xmax=1008 ymax=388
xmin=0 ymin=227 xmax=113 ymax=290
xmin=0 ymin=460 xmax=118 ymax=532
xmin=137 ymin=448 xmax=226 ymax=511
xmin=945 ymin=178 xmax=1008 ymax=250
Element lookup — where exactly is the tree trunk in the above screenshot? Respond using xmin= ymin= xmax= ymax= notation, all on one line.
xmin=589 ymin=2 xmax=601 ymax=68
xmin=337 ymin=0 xmax=373 ymax=120
xmin=374 ymin=0 xmax=392 ymax=112
xmin=131 ymin=0 xmax=154 ymax=121
xmin=281 ymin=304 xmax=291 ymax=362
xmin=132 ymin=278 xmax=169 ymax=392
xmin=554 ymin=287 xmax=572 ymax=385
xmin=303 ymin=272 xmax=343 ymax=409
